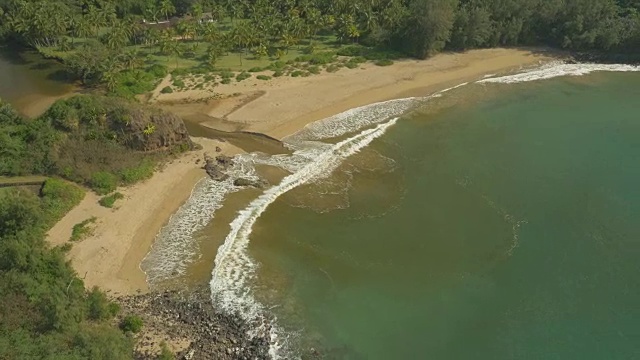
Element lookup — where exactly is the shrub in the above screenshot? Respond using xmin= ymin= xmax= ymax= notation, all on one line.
xmin=290 ymin=70 xmax=303 ymax=77
xmin=90 ymin=172 xmax=118 ymax=195
xmin=88 ymin=287 xmax=120 ymax=320
xmin=110 ymin=70 xmax=159 ymax=99
xmin=159 ymin=342 xmax=176 ymax=360
xmin=351 ymin=56 xmax=367 ymax=64
xmin=120 ymin=160 xmax=155 ymax=185
xmin=59 ymin=243 xmax=73 ymax=252
xmin=221 ymin=78 xmax=231 ymax=84
xmin=295 ymin=52 xmax=336 ymax=65
xmin=308 ymin=65 xmax=321 ymax=74
xmin=269 ymin=61 xmax=287 ymax=70
xmin=219 ymin=71 xmax=234 ymax=79
xmin=99 ymin=192 xmax=124 ymax=208
xmin=40 ymin=179 xmax=85 ymax=225
xmin=120 ymin=315 xmax=144 ymax=333
xmin=326 ymin=64 xmax=341 ymax=73
xmin=248 ymin=67 xmax=263 ymax=72
xmin=172 ymin=79 xmax=185 ymax=88
xmin=256 ymin=75 xmax=271 ymax=80
xmin=236 ymin=72 xmax=251 ymax=81
xmin=160 ymin=86 xmax=173 ymax=94
xmin=345 ymin=61 xmax=359 ymax=69
xmin=171 ymin=68 xmax=190 ymax=77
xmin=273 ymin=70 xmax=284 ymax=77
xmin=375 ymin=59 xmax=394 ymax=66
xmin=204 ymin=74 xmax=215 ymax=82
xmin=70 ymin=217 xmax=97 ymax=242
xmin=147 ymin=64 xmax=169 ymax=78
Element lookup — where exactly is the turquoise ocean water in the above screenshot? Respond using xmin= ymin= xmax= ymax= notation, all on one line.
xmin=139 ymin=66 xmax=640 ymax=359
xmin=243 ymin=71 xmax=640 ymax=359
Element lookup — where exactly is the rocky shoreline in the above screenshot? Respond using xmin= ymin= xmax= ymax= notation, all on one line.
xmin=117 ymin=289 xmax=271 ymax=359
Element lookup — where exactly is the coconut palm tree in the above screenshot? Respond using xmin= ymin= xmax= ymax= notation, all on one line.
xmin=230 ymin=23 xmax=253 ymax=65
xmin=159 ymin=0 xmax=176 ymax=21
xmin=145 ymin=5 xmax=161 ymax=23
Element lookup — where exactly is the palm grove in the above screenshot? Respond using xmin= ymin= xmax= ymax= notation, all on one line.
xmin=0 ymin=0 xmax=639 ymax=94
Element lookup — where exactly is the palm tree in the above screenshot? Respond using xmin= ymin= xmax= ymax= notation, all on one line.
xmin=86 ymin=5 xmax=106 ymax=37
xmin=119 ymin=50 xmax=143 ymax=70
xmin=169 ymin=41 xmax=185 ymax=68
xmin=145 ymin=5 xmax=161 ymax=23
xmin=231 ymin=23 xmax=253 ymax=65
xmin=201 ymin=22 xmax=219 ymax=43
xmin=159 ymin=0 xmax=176 ymax=21
xmin=103 ymin=20 xmax=132 ymax=50
xmin=100 ymin=57 xmax=121 ymax=92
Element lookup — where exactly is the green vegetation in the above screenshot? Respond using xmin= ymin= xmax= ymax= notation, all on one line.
xmin=159 ymin=341 xmax=176 ymax=360
xmin=257 ymin=74 xmax=272 ymax=80
xmin=91 ymin=171 xmax=119 ymax=195
xmin=40 ymin=178 xmax=85 ymax=226
xmin=2 ymin=0 xmax=637 ymax=94
xmin=99 ymin=192 xmax=125 ymax=208
xmin=375 ymin=59 xmax=394 ymax=66
xmin=0 ymin=187 xmax=133 ymax=359
xmin=160 ymin=86 xmax=174 ymax=93
xmin=119 ymin=315 xmax=144 ymax=333
xmin=0 ymin=96 xmax=191 ymax=193
xmin=236 ymin=71 xmax=251 ymax=81
xmin=70 ymin=217 xmax=97 ymax=242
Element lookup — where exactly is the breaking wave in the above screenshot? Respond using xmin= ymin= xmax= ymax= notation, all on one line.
xmin=478 ymin=61 xmax=640 ymax=84
xmin=210 ymin=118 xmax=400 ymax=358
xmin=140 ymin=158 xmax=259 ymax=288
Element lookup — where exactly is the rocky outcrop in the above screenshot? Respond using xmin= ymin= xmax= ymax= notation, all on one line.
xmin=124 ymin=108 xmax=194 ymax=152
xmin=233 ymin=177 xmax=270 ymax=189
xmin=203 ymin=154 xmax=234 ymax=181
xmin=117 ymin=289 xmax=270 ymax=360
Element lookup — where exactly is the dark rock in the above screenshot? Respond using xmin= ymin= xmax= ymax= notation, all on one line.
xmin=233 ymin=177 xmax=270 ymax=189
xmin=122 ymin=108 xmax=194 ymax=152
xmin=215 ymin=146 xmax=222 ymax=152
xmin=117 ymin=287 xmax=270 ymax=360
xmin=215 ymin=155 xmax=234 ymax=169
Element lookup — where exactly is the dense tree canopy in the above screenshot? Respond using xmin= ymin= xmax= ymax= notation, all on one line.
xmin=0 ymin=0 xmax=638 ymax=62
xmin=0 ymin=182 xmax=134 ymax=359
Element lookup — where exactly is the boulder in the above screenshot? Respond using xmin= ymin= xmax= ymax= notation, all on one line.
xmin=233 ymin=177 xmax=269 ymax=189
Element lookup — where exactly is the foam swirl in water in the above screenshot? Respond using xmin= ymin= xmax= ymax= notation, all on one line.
xmin=478 ymin=61 xmax=640 ymax=84
xmin=141 ymin=158 xmax=258 ymax=287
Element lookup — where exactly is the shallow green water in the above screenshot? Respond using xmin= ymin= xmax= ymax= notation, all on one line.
xmin=248 ymin=73 xmax=640 ymax=359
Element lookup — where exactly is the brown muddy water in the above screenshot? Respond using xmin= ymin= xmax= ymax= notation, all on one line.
xmin=0 ymin=47 xmax=75 ymax=117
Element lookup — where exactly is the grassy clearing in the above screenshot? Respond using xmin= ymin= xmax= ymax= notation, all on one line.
xmin=70 ymin=217 xmax=97 ymax=242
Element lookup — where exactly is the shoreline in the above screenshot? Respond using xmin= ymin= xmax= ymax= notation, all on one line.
xmin=46 ymin=48 xmax=560 ymax=297
xmin=154 ymin=48 xmax=561 ymax=140
xmin=46 ymin=138 xmax=243 ymax=296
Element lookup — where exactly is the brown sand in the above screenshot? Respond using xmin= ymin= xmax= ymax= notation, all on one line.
xmin=154 ymin=48 xmax=559 ymax=139
xmin=46 ymin=138 xmax=243 ymax=296
xmin=47 ymin=48 xmax=559 ymax=296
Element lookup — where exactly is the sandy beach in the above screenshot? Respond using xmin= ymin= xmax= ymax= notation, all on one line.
xmin=47 ymin=48 xmax=558 ymax=296
xmin=154 ymin=48 xmax=558 ymax=139
xmin=46 ymin=138 xmax=243 ymax=296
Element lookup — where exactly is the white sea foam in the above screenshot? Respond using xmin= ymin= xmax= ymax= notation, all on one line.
xmin=210 ymin=118 xmax=399 ymax=358
xmin=284 ymin=98 xmax=419 ymax=144
xmin=140 ymin=157 xmax=259 ymax=287
xmin=478 ymin=61 xmax=640 ymax=84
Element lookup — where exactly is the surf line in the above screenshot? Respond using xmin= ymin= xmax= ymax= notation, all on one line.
xmin=209 ymin=117 xmax=399 ymax=350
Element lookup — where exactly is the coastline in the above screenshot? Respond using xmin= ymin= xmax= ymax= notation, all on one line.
xmin=46 ymin=137 xmax=243 ymax=296
xmin=46 ymin=47 xmax=560 ymax=297
xmin=154 ymin=48 xmax=560 ymax=140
